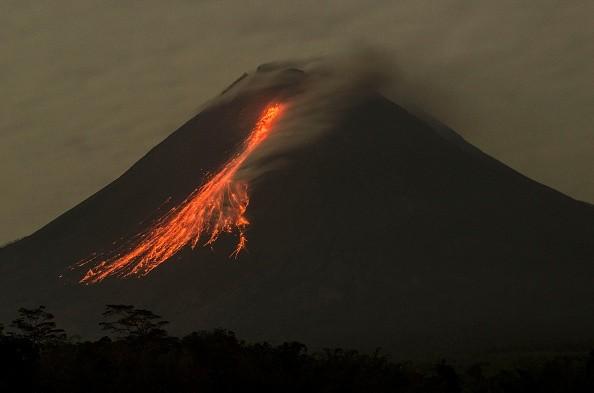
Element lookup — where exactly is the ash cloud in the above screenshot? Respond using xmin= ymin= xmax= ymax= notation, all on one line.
xmin=225 ymin=51 xmax=397 ymax=182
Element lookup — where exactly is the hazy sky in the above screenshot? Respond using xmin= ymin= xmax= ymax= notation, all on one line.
xmin=1 ymin=1 xmax=592 ymax=244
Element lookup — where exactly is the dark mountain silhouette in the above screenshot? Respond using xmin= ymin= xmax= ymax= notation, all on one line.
xmin=1 ymin=66 xmax=593 ymax=357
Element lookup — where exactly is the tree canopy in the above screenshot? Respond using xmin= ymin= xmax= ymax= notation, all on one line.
xmin=9 ymin=306 xmax=66 ymax=345
xmin=99 ymin=304 xmax=169 ymax=339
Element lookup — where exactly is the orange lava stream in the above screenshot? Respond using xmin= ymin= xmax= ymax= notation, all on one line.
xmin=78 ymin=102 xmax=284 ymax=284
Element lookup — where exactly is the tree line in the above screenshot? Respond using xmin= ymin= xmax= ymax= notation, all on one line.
xmin=0 ymin=305 xmax=593 ymax=392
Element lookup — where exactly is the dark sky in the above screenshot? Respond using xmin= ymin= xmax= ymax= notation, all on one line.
xmin=1 ymin=1 xmax=592 ymax=244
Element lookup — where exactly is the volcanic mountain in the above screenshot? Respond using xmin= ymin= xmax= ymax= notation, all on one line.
xmin=1 ymin=64 xmax=593 ymax=357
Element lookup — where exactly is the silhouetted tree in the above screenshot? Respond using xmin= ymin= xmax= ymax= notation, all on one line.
xmin=0 ymin=335 xmax=38 ymax=393
xmin=1 ymin=304 xmax=593 ymax=392
xmin=423 ymin=360 xmax=461 ymax=393
xmin=99 ymin=304 xmax=169 ymax=339
xmin=9 ymin=305 xmax=66 ymax=345
xmin=466 ymin=363 xmax=488 ymax=393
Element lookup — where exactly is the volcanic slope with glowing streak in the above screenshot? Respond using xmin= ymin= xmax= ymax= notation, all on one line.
xmin=77 ymin=102 xmax=284 ymax=284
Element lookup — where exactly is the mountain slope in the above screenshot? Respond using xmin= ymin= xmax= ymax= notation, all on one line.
xmin=1 ymin=69 xmax=592 ymax=357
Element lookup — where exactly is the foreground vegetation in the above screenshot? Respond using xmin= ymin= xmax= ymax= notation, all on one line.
xmin=0 ymin=306 xmax=592 ymax=392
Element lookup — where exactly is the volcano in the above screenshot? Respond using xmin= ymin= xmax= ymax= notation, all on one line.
xmin=1 ymin=64 xmax=593 ymax=357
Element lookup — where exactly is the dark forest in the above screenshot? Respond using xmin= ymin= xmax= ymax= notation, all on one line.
xmin=1 ymin=305 xmax=592 ymax=393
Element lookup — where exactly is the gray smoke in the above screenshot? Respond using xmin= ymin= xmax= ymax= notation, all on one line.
xmin=215 ymin=51 xmax=397 ymax=182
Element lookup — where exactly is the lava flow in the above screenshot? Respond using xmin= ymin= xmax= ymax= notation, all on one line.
xmin=77 ymin=102 xmax=285 ymax=284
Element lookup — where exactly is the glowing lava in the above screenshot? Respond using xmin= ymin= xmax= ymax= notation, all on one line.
xmin=77 ymin=102 xmax=284 ymax=284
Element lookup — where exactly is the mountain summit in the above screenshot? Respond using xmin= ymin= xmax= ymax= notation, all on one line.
xmin=1 ymin=64 xmax=593 ymax=356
